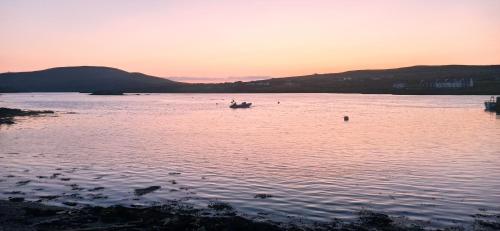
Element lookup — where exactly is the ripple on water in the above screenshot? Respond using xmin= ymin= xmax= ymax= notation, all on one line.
xmin=1 ymin=93 xmax=499 ymax=229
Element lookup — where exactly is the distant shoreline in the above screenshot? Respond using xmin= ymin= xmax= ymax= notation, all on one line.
xmin=1 ymin=65 xmax=499 ymax=95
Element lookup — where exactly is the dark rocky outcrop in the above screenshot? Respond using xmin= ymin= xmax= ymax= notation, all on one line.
xmin=134 ymin=186 xmax=161 ymax=196
xmin=0 ymin=107 xmax=54 ymax=125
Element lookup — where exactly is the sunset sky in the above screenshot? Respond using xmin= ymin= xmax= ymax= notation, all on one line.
xmin=1 ymin=0 xmax=499 ymax=81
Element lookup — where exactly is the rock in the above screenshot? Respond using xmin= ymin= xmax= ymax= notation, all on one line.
xmin=62 ymin=202 xmax=77 ymax=207
xmin=358 ymin=210 xmax=393 ymax=227
xmin=24 ymin=207 xmax=61 ymax=217
xmin=0 ymin=108 xmax=54 ymax=125
xmin=39 ymin=195 xmax=60 ymax=200
xmin=50 ymin=173 xmax=61 ymax=179
xmin=68 ymin=184 xmax=84 ymax=191
xmin=16 ymin=180 xmax=31 ymax=186
xmin=65 ymin=193 xmax=84 ymax=200
xmin=254 ymin=194 xmax=273 ymax=199
xmin=8 ymin=197 xmax=24 ymax=202
xmin=88 ymin=187 xmax=105 ymax=192
xmin=208 ymin=201 xmax=233 ymax=211
xmin=0 ymin=108 xmax=54 ymax=116
xmin=88 ymin=193 xmax=108 ymax=200
xmin=0 ymin=117 xmax=15 ymax=124
xmin=134 ymin=186 xmax=161 ymax=196
xmin=4 ymin=191 xmax=24 ymax=195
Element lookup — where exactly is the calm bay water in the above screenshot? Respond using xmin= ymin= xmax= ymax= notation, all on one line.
xmin=1 ymin=93 xmax=499 ymax=228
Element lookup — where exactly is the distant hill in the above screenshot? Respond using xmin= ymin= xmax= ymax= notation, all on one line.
xmin=1 ymin=65 xmax=499 ymax=94
xmin=0 ymin=66 xmax=184 ymax=93
xmin=187 ymin=65 xmax=500 ymax=94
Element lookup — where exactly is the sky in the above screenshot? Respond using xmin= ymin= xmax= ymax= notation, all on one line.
xmin=1 ymin=0 xmax=500 ymax=82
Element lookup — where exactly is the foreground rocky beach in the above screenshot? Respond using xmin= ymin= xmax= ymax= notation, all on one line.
xmin=0 ymin=199 xmax=424 ymax=231
xmin=0 ymin=199 xmax=285 ymax=231
xmin=1 ymin=199 xmax=500 ymax=231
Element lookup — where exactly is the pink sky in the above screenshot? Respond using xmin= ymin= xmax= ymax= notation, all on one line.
xmin=1 ymin=0 xmax=499 ymax=81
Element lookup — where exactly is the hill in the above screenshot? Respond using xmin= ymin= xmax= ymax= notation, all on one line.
xmin=188 ymin=65 xmax=500 ymax=94
xmin=0 ymin=66 xmax=184 ymax=93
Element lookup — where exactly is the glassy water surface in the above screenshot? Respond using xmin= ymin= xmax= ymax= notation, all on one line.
xmin=1 ymin=93 xmax=499 ymax=228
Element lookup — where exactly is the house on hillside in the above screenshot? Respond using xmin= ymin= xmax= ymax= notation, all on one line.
xmin=432 ymin=78 xmax=474 ymax=88
xmin=416 ymin=78 xmax=474 ymax=89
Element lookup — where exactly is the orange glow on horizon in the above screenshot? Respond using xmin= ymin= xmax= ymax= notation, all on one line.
xmin=1 ymin=0 xmax=500 ymax=80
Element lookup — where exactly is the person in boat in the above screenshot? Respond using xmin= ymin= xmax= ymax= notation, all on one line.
xmin=229 ymin=100 xmax=252 ymax=108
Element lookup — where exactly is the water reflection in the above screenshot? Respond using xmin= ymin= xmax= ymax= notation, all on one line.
xmin=1 ymin=93 xmax=499 ymax=229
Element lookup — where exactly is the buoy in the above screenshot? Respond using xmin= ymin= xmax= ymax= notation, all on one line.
xmin=344 ymin=116 xmax=349 ymax=121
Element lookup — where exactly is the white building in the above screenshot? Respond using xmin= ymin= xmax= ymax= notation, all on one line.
xmin=432 ymin=78 xmax=474 ymax=89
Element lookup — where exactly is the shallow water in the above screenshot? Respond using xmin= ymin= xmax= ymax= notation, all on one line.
xmin=1 ymin=93 xmax=499 ymax=228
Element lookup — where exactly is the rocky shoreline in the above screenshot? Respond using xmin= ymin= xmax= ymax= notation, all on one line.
xmin=0 ymin=107 xmax=54 ymax=125
xmin=0 ymin=200 xmax=400 ymax=231
xmin=1 ymin=199 xmax=499 ymax=231
xmin=0 ymin=199 xmax=285 ymax=231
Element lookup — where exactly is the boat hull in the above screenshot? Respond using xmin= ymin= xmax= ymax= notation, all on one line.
xmin=484 ymin=102 xmax=497 ymax=111
xmin=230 ymin=103 xmax=252 ymax=109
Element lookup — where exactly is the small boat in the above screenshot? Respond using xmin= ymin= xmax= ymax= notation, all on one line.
xmin=484 ymin=96 xmax=497 ymax=111
xmin=230 ymin=101 xmax=252 ymax=109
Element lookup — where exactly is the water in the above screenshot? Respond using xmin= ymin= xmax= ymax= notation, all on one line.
xmin=1 ymin=93 xmax=499 ymax=228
